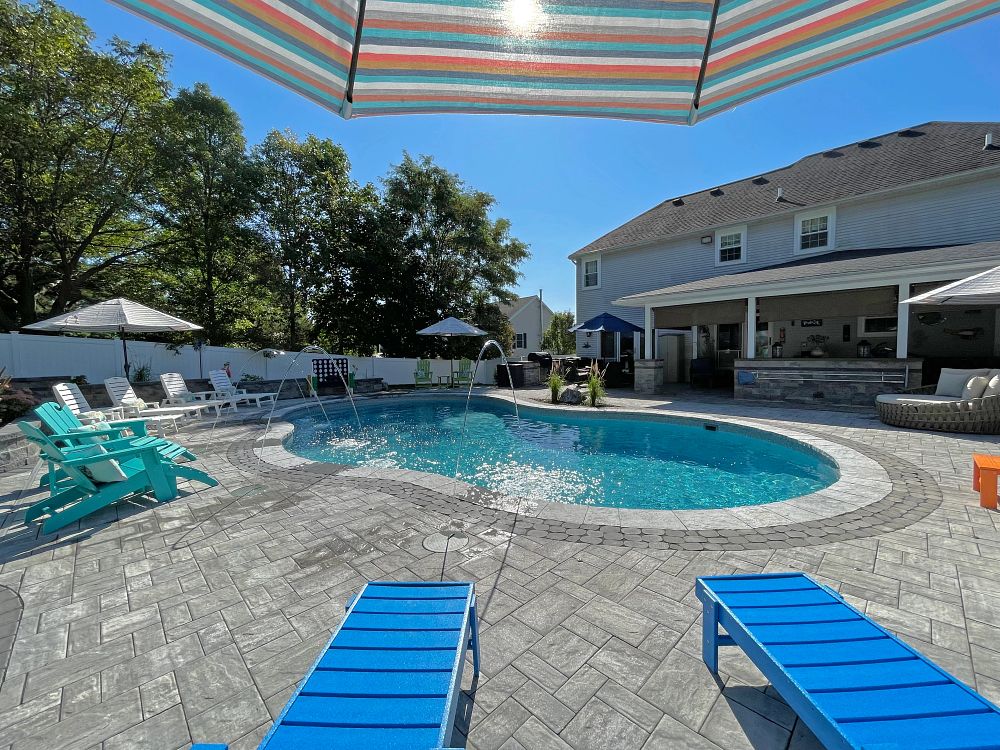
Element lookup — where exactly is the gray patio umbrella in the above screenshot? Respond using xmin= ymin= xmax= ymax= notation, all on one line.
xmin=417 ymin=316 xmax=487 ymax=383
xmin=24 ymin=298 xmax=202 ymax=377
xmin=902 ymin=266 xmax=1000 ymax=305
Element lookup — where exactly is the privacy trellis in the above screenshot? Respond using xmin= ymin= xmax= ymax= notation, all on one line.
xmin=107 ymin=0 xmax=1000 ymax=124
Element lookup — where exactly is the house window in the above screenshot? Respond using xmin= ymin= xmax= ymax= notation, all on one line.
xmin=715 ymin=226 xmax=746 ymax=266
xmin=582 ymin=258 xmax=600 ymax=288
xmin=514 ymin=332 xmax=527 ymax=349
xmin=795 ymin=208 xmax=836 ymax=254
xmin=859 ymin=315 xmax=898 ymax=337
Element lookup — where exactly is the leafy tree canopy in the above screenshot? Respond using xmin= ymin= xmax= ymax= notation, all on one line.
xmin=542 ymin=311 xmax=577 ymax=354
xmin=0 ymin=0 xmax=530 ymax=358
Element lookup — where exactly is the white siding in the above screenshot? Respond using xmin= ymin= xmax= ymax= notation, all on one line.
xmin=575 ymin=171 xmax=1000 ymax=355
xmin=509 ymin=298 xmax=554 ymax=356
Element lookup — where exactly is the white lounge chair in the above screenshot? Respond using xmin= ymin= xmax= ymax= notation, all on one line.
xmin=208 ymin=370 xmax=277 ymax=409
xmin=103 ymin=377 xmax=191 ymax=433
xmin=52 ymin=382 xmax=123 ymax=423
xmin=159 ymin=373 xmax=233 ymax=417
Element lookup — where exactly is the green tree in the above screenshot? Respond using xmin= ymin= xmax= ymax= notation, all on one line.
xmin=364 ymin=153 xmax=528 ymax=357
xmin=154 ymin=83 xmax=263 ymax=345
xmin=542 ymin=310 xmax=576 ymax=354
xmin=0 ymin=0 xmax=173 ymax=328
xmin=254 ymin=130 xmax=353 ymax=349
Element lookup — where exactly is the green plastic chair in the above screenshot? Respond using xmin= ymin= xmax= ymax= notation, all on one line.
xmin=414 ymin=358 xmax=433 ymax=388
xmin=452 ymin=358 xmax=474 ymax=388
xmin=18 ymin=422 xmax=218 ymax=534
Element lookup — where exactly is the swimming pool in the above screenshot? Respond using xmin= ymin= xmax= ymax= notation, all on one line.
xmin=285 ymin=396 xmax=839 ymax=510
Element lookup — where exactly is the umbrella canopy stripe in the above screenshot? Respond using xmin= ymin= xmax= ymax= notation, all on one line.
xmin=109 ymin=0 xmax=358 ymax=111
xmin=107 ymin=0 xmax=1000 ymax=123
xmin=700 ymin=0 xmax=1000 ymax=116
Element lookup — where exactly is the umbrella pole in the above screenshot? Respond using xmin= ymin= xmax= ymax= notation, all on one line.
xmin=121 ymin=328 xmax=130 ymax=379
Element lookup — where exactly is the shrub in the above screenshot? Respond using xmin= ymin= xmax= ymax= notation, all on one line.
xmin=547 ymin=364 xmax=565 ymax=404
xmin=0 ymin=368 xmax=40 ymax=425
xmin=132 ymin=363 xmax=152 ymax=382
xmin=586 ymin=363 xmax=606 ymax=407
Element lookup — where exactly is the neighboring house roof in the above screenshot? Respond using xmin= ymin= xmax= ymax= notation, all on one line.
xmin=615 ymin=241 xmax=1000 ymax=305
xmin=572 ymin=122 xmax=1000 ymax=259
xmin=499 ymin=295 xmax=554 ymax=321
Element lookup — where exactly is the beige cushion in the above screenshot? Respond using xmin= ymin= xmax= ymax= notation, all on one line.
xmin=935 ymin=368 xmax=991 ymax=397
xmin=876 ymin=394 xmax=964 ymax=406
xmin=984 ymin=374 xmax=1000 ymax=399
xmin=71 ymin=444 xmax=127 ymax=483
xmin=962 ymin=376 xmax=990 ymax=400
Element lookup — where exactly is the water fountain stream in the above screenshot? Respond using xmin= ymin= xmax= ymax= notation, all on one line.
xmin=454 ymin=339 xmax=520 ymax=478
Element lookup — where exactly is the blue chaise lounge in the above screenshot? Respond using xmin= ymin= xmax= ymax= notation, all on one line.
xmin=192 ymin=580 xmax=480 ymax=750
xmin=697 ymin=572 xmax=1000 ymax=750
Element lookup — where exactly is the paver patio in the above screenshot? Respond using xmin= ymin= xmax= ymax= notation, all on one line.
xmin=1 ymin=389 xmax=999 ymax=750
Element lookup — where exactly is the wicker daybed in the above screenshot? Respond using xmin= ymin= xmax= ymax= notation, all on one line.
xmin=876 ymin=385 xmax=1000 ymax=434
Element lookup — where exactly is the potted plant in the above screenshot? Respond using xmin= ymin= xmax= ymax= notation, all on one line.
xmin=806 ymin=334 xmax=829 ymax=357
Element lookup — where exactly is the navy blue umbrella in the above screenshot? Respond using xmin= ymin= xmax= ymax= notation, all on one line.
xmin=569 ymin=313 xmax=643 ymax=334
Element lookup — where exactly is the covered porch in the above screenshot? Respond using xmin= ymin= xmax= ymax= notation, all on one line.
xmin=618 ymin=243 xmax=1000 ymax=405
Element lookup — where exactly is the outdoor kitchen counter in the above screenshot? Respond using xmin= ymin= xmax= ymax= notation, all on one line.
xmin=733 ymin=358 xmax=923 ymax=407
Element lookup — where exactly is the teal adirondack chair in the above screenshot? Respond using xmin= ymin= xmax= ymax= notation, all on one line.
xmin=414 ymin=358 xmax=433 ymax=387
xmin=452 ymin=358 xmax=474 ymax=387
xmin=35 ymin=402 xmax=196 ymax=463
xmin=18 ymin=423 xmax=218 ymax=534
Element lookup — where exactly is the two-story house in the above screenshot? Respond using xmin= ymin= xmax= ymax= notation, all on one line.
xmin=570 ymin=122 xmax=1000 ymax=402
xmin=500 ymin=294 xmax=554 ymax=357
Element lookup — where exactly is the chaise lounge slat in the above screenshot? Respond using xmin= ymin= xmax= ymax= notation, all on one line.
xmin=697 ymin=573 xmax=1000 ymax=750
xmin=192 ymin=580 xmax=479 ymax=750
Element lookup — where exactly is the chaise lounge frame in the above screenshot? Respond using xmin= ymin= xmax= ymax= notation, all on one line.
xmin=192 ymin=580 xmax=480 ymax=750
xmin=697 ymin=572 xmax=1000 ymax=750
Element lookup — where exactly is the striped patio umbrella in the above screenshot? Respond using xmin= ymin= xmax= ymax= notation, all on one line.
xmin=108 ymin=0 xmax=1000 ymax=124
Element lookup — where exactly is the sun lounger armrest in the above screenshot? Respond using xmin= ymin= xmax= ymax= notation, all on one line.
xmin=47 ymin=430 xmax=118 ymax=442
xmin=62 ymin=445 xmax=160 ymax=466
xmin=105 ymin=418 xmax=149 ymax=436
xmin=62 ymin=427 xmax=131 ymax=440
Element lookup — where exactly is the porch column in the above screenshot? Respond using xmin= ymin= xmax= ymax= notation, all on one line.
xmin=691 ymin=325 xmax=699 ymax=358
xmin=745 ymin=295 xmax=757 ymax=359
xmin=896 ymin=281 xmax=911 ymax=359
xmin=644 ymin=305 xmax=653 ymax=359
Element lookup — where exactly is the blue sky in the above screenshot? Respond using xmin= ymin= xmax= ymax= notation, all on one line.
xmin=64 ymin=1 xmax=1000 ymax=315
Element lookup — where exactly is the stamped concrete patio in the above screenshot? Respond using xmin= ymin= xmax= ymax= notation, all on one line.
xmin=1 ymin=389 xmax=999 ymax=750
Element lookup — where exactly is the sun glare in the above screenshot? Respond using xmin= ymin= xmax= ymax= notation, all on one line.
xmin=503 ymin=0 xmax=544 ymax=36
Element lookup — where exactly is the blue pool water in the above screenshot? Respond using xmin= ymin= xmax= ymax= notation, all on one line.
xmin=286 ymin=397 xmax=838 ymax=510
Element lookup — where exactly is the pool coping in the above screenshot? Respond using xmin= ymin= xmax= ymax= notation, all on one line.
xmin=256 ymin=390 xmax=895 ymax=533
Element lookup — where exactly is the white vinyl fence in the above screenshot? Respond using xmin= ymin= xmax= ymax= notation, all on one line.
xmin=0 ymin=332 xmax=499 ymax=386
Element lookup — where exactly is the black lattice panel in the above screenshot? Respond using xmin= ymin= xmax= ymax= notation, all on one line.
xmin=312 ymin=358 xmax=349 ymax=386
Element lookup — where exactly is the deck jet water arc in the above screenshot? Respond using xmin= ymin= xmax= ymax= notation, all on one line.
xmin=455 ymin=339 xmax=520 ymax=478
xmin=243 ymin=345 xmax=361 ymax=491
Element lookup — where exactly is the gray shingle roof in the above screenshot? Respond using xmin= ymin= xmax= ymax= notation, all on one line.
xmin=615 ymin=241 xmax=1000 ymax=303
xmin=574 ymin=122 xmax=1000 ymax=258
